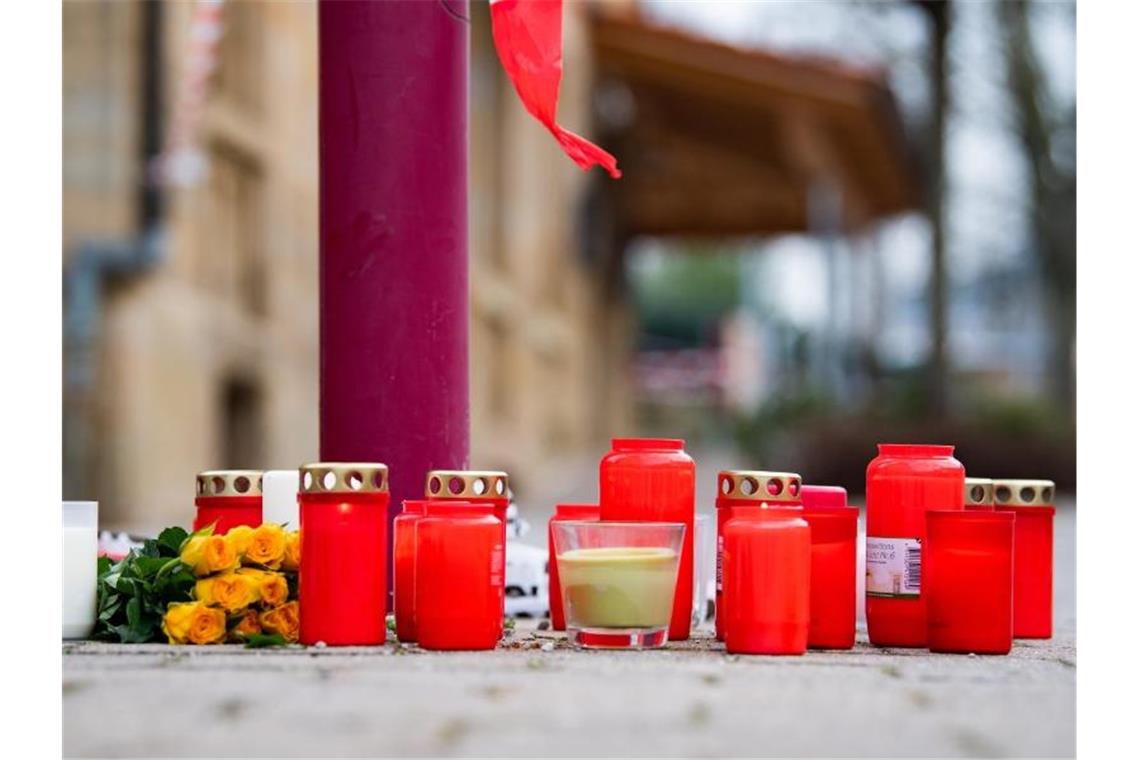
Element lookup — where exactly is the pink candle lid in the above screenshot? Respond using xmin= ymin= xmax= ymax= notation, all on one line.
xmin=801 ymin=485 xmax=847 ymax=509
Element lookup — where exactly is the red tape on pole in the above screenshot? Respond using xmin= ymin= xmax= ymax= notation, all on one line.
xmin=490 ymin=0 xmax=622 ymax=178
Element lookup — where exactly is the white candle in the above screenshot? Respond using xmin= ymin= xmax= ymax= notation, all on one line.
xmin=63 ymin=501 xmax=98 ymax=640
xmin=262 ymin=470 xmax=300 ymax=528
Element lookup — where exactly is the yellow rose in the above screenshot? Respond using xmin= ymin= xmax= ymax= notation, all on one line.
xmin=196 ymin=572 xmax=260 ymax=612
xmin=228 ymin=609 xmax=262 ymax=642
xmin=237 ymin=568 xmax=289 ymax=607
xmin=181 ymin=534 xmax=239 ymax=577
xmin=225 ymin=525 xmax=255 ymax=557
xmin=162 ymin=601 xmax=226 ymax=645
xmin=282 ymin=531 xmax=301 ymax=572
xmin=260 ymin=601 xmax=300 ymax=643
xmin=244 ymin=523 xmax=286 ymax=570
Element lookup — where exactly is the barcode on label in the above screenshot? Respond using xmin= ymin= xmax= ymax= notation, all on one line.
xmin=904 ymin=545 xmax=921 ymax=592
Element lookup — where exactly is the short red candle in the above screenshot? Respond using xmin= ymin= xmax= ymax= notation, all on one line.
xmin=393 ymin=500 xmax=426 ymax=643
xmin=801 ymin=485 xmax=859 ymax=650
xmin=994 ymin=479 xmax=1056 ymax=639
xmin=715 ymin=470 xmax=802 ymax=641
xmin=925 ymin=509 xmax=1014 ymax=654
xmin=193 ymin=470 xmax=263 ymax=534
xmin=865 ymin=444 xmax=964 ymax=648
xmin=548 ymin=504 xmax=600 ymax=631
xmin=298 ymin=463 xmax=390 ymax=646
xmin=600 ymin=438 xmax=695 ymax=641
xmin=415 ymin=500 xmax=504 ymax=651
xmin=722 ymin=508 xmax=811 ymax=655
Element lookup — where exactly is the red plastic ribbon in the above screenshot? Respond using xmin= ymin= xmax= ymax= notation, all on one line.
xmin=490 ymin=0 xmax=621 ymax=178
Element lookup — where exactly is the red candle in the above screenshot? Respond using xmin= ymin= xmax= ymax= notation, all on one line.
xmin=722 ymin=508 xmax=811 ymax=655
xmin=964 ymin=478 xmax=995 ymax=510
xmin=548 ymin=504 xmax=600 ymax=631
xmin=298 ymin=463 xmax=390 ymax=646
xmin=600 ymin=438 xmax=695 ymax=641
xmin=715 ymin=470 xmax=802 ymax=641
xmin=415 ymin=500 xmax=503 ymax=651
xmin=425 ymin=470 xmax=510 ymax=637
xmin=925 ymin=509 xmax=1014 ymax=654
xmin=801 ymin=485 xmax=860 ymax=650
xmin=393 ymin=500 xmax=427 ymax=643
xmin=193 ymin=470 xmax=263 ymax=534
xmin=865 ymin=444 xmax=964 ymax=648
xmin=994 ymin=479 xmax=1056 ymax=639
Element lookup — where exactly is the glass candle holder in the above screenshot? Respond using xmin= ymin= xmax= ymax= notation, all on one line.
xmin=865 ymin=444 xmax=964 ymax=648
xmin=393 ymin=500 xmax=426 ymax=643
xmin=552 ymin=521 xmax=685 ymax=649
xmin=599 ymin=438 xmax=695 ymax=641
xmin=548 ymin=504 xmax=600 ymax=631
xmin=262 ymin=469 xmax=300 ymax=527
xmin=994 ymin=479 xmax=1056 ymax=639
xmin=194 ymin=470 xmax=264 ymax=534
xmin=63 ymin=501 xmax=98 ymax=640
xmin=925 ymin=509 xmax=1015 ymax=654
xmin=298 ymin=463 xmax=390 ymax=646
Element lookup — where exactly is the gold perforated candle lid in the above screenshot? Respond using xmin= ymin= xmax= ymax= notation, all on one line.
xmin=993 ymin=479 xmax=1055 ymax=507
xmin=718 ymin=470 xmax=801 ymax=504
xmin=425 ymin=470 xmax=509 ymax=500
xmin=299 ymin=463 xmax=389 ymax=494
xmin=196 ymin=470 xmax=263 ymax=498
xmin=965 ymin=478 xmax=994 ymax=506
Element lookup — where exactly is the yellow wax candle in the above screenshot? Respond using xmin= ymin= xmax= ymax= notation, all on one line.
xmin=557 ymin=547 xmax=679 ymax=629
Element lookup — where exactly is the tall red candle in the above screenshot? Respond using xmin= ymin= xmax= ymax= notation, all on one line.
xmin=318 ymin=0 xmax=470 ymax=611
xmin=801 ymin=485 xmax=860 ymax=650
xmin=193 ymin=470 xmax=263 ymax=534
xmin=298 ymin=463 xmax=390 ymax=646
xmin=600 ymin=438 xmax=695 ymax=641
xmin=865 ymin=444 xmax=964 ymax=648
xmin=415 ymin=500 xmax=503 ymax=651
xmin=925 ymin=509 xmax=1014 ymax=654
xmin=548 ymin=504 xmax=600 ymax=631
xmin=994 ymin=479 xmax=1056 ymax=639
xmin=715 ymin=470 xmax=802 ymax=641
xmin=393 ymin=499 xmax=426 ymax=643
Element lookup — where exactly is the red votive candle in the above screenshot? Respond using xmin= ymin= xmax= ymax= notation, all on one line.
xmin=415 ymin=500 xmax=504 ymax=651
xmin=925 ymin=509 xmax=1014 ymax=654
xmin=548 ymin=504 xmax=600 ymax=631
xmin=865 ymin=444 xmax=965 ymax=648
xmin=715 ymin=470 xmax=802 ymax=641
xmin=425 ymin=470 xmax=510 ymax=637
xmin=600 ymin=438 xmax=696 ymax=641
xmin=193 ymin=470 xmax=263 ymax=534
xmin=722 ymin=507 xmax=811 ymax=655
xmin=298 ymin=463 xmax=390 ymax=646
xmin=393 ymin=499 xmax=426 ymax=643
xmin=965 ymin=478 xmax=995 ymax=511
xmin=994 ymin=479 xmax=1056 ymax=639
xmin=801 ymin=485 xmax=859 ymax=650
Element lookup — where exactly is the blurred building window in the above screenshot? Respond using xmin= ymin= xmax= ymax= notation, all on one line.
xmin=220 ymin=376 xmax=264 ymax=469
xmin=205 ymin=142 xmax=266 ymax=316
xmin=215 ymin=0 xmax=263 ymax=115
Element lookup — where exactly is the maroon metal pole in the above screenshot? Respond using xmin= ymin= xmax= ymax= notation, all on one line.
xmin=318 ymin=0 xmax=470 ymax=608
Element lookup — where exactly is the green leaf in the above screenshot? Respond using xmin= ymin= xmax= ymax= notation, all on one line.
xmin=242 ymin=632 xmax=287 ymax=649
xmin=157 ymin=526 xmax=189 ymax=556
xmin=180 ymin=522 xmax=217 ymax=551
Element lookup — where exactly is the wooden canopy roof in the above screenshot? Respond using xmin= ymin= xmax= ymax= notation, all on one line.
xmin=590 ymin=12 xmax=921 ymax=237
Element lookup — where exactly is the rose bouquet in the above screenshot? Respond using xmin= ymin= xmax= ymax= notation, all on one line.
xmin=95 ymin=523 xmax=301 ymax=647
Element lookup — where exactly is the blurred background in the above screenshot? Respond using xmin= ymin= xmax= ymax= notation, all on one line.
xmin=63 ymin=0 xmax=1075 ymax=534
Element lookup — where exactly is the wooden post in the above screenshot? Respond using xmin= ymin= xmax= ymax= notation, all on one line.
xmin=318 ymin=0 xmax=470 ymax=607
